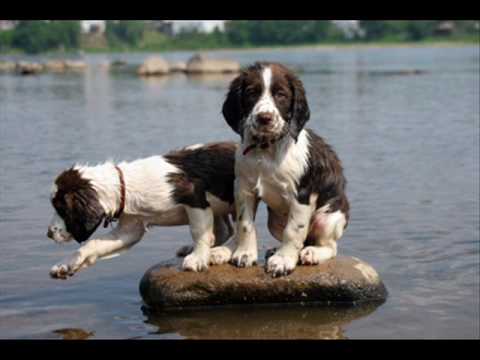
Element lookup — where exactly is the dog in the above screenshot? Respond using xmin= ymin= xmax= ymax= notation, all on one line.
xmin=222 ymin=62 xmax=350 ymax=277
xmin=47 ymin=142 xmax=237 ymax=279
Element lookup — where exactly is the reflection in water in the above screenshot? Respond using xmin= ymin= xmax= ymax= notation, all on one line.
xmin=52 ymin=328 xmax=95 ymax=340
xmin=185 ymin=72 xmax=237 ymax=87
xmin=143 ymin=303 xmax=382 ymax=339
xmin=139 ymin=74 xmax=172 ymax=88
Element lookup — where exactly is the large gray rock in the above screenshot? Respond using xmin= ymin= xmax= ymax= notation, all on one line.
xmin=138 ymin=56 xmax=170 ymax=76
xmin=140 ymin=255 xmax=387 ymax=310
xmin=185 ymin=54 xmax=240 ymax=74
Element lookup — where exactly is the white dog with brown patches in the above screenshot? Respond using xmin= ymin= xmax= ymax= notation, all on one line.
xmin=222 ymin=62 xmax=350 ymax=277
xmin=47 ymin=142 xmax=237 ymax=279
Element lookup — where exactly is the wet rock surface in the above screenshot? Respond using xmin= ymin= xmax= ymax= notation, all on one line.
xmin=140 ymin=255 xmax=388 ymax=310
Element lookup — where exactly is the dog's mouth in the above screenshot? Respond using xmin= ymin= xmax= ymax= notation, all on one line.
xmin=47 ymin=229 xmax=74 ymax=244
xmin=250 ymin=120 xmax=286 ymax=138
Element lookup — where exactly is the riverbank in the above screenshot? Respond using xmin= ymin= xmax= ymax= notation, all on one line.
xmin=2 ymin=38 xmax=477 ymax=57
xmin=81 ymin=38 xmax=479 ymax=54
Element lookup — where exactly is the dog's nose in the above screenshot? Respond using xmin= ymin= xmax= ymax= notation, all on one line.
xmin=47 ymin=228 xmax=54 ymax=239
xmin=257 ymin=112 xmax=273 ymax=126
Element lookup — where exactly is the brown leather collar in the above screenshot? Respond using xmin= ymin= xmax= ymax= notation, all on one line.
xmin=104 ymin=165 xmax=126 ymax=228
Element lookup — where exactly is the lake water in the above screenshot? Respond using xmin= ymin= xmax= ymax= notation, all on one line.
xmin=0 ymin=45 xmax=478 ymax=339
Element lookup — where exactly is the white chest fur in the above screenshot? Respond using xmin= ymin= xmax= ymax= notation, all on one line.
xmin=236 ymin=130 xmax=311 ymax=213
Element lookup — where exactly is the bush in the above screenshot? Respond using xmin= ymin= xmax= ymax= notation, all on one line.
xmin=0 ymin=29 xmax=14 ymax=51
xmin=106 ymin=21 xmax=145 ymax=48
xmin=10 ymin=20 xmax=80 ymax=54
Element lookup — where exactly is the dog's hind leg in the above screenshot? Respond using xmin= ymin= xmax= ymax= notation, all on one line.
xmin=177 ymin=214 xmax=234 ymax=262
xmin=209 ymin=214 xmax=235 ymax=265
xmin=182 ymin=206 xmax=215 ymax=272
xmin=213 ymin=214 xmax=234 ymax=246
xmin=299 ymin=210 xmax=347 ymax=265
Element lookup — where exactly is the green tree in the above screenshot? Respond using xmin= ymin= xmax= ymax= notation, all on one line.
xmin=11 ymin=20 xmax=80 ymax=54
xmin=106 ymin=21 xmax=145 ymax=47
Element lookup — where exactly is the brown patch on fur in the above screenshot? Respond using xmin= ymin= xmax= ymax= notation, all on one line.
xmin=52 ymin=168 xmax=105 ymax=243
xmin=165 ymin=142 xmax=237 ymax=208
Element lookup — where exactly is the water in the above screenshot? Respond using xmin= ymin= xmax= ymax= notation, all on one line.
xmin=0 ymin=45 xmax=478 ymax=339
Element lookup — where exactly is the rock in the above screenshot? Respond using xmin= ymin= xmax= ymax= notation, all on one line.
xmin=140 ymin=255 xmax=388 ymax=310
xmin=44 ymin=60 xmax=66 ymax=72
xmin=169 ymin=61 xmax=187 ymax=73
xmin=185 ymin=53 xmax=240 ymax=74
xmin=15 ymin=61 xmax=44 ymax=75
xmin=110 ymin=60 xmax=128 ymax=68
xmin=64 ymin=60 xmax=88 ymax=71
xmin=0 ymin=61 xmax=16 ymax=72
xmin=138 ymin=56 xmax=170 ymax=76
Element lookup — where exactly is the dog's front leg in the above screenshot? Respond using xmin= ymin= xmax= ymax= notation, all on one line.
xmin=231 ymin=178 xmax=259 ymax=267
xmin=182 ymin=206 xmax=215 ymax=272
xmin=50 ymin=217 xmax=145 ymax=279
xmin=266 ymin=198 xmax=314 ymax=277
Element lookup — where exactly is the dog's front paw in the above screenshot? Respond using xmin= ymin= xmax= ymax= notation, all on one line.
xmin=50 ymin=263 xmax=74 ymax=280
xmin=182 ymin=252 xmax=209 ymax=272
xmin=264 ymin=247 xmax=277 ymax=261
xmin=209 ymin=246 xmax=232 ymax=265
xmin=266 ymin=254 xmax=297 ymax=277
xmin=230 ymin=248 xmax=257 ymax=268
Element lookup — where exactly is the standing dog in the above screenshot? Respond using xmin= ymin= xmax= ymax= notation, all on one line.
xmin=222 ymin=62 xmax=350 ymax=277
xmin=47 ymin=142 xmax=236 ymax=279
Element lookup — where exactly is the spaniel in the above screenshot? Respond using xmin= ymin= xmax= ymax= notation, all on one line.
xmin=47 ymin=142 xmax=236 ymax=279
xmin=222 ymin=62 xmax=350 ymax=277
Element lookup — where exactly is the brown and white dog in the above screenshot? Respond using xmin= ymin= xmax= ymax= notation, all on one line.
xmin=222 ymin=62 xmax=350 ymax=277
xmin=47 ymin=142 xmax=237 ymax=279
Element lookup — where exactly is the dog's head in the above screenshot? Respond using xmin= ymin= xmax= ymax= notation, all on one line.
xmin=47 ymin=167 xmax=105 ymax=244
xmin=222 ymin=62 xmax=310 ymax=142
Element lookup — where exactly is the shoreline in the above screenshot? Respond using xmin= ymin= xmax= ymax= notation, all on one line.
xmin=1 ymin=40 xmax=477 ymax=57
xmin=83 ymin=40 xmax=478 ymax=54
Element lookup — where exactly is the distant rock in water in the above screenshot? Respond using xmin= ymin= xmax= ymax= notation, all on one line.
xmin=64 ymin=60 xmax=88 ymax=71
xmin=15 ymin=61 xmax=44 ymax=75
xmin=140 ymin=255 xmax=388 ymax=310
xmin=0 ymin=61 xmax=16 ymax=72
xmin=185 ymin=53 xmax=240 ymax=74
xmin=138 ymin=57 xmax=170 ymax=76
xmin=169 ymin=61 xmax=187 ymax=73
xmin=45 ymin=60 xmax=67 ymax=72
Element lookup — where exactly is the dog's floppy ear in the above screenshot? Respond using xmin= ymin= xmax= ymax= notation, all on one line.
xmin=63 ymin=188 xmax=105 ymax=243
xmin=288 ymin=73 xmax=310 ymax=142
xmin=222 ymin=72 xmax=245 ymax=137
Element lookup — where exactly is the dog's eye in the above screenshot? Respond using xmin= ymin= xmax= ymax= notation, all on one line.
xmin=274 ymin=91 xmax=287 ymax=100
xmin=245 ymin=87 xmax=259 ymax=97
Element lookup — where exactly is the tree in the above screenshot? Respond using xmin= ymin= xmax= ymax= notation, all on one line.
xmin=11 ymin=21 xmax=81 ymax=54
xmin=106 ymin=21 xmax=145 ymax=47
